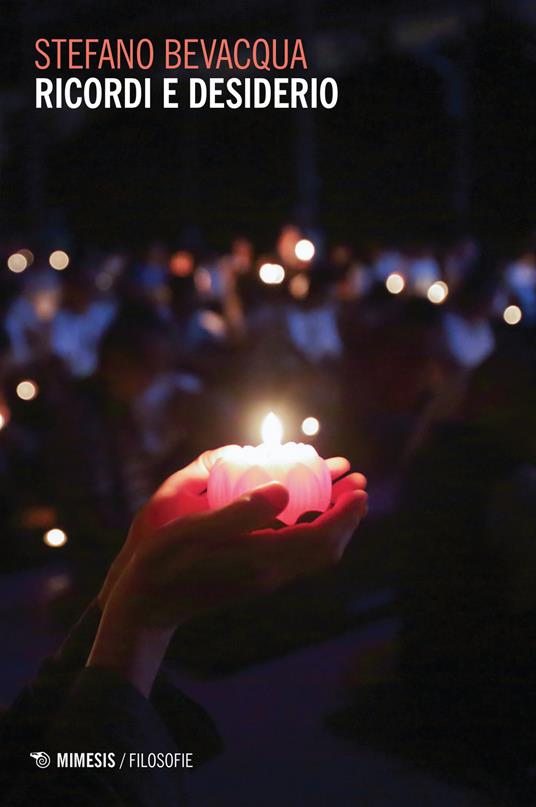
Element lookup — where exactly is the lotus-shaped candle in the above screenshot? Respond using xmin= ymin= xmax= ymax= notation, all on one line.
xmin=207 ymin=412 xmax=332 ymax=525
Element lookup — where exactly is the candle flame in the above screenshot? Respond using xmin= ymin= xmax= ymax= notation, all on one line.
xmin=261 ymin=412 xmax=283 ymax=446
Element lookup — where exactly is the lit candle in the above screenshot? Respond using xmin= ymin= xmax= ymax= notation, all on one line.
xmin=207 ymin=412 xmax=332 ymax=525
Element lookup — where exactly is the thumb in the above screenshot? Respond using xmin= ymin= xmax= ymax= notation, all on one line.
xmin=203 ymin=482 xmax=289 ymax=537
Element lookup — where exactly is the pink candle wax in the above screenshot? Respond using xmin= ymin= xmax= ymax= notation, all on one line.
xmin=207 ymin=413 xmax=331 ymax=525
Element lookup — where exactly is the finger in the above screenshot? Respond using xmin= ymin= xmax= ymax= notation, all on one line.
xmin=332 ymin=472 xmax=367 ymax=501
xmin=303 ymin=490 xmax=365 ymax=563
xmin=156 ymin=446 xmax=240 ymax=499
xmin=271 ymin=489 xmax=365 ymax=551
xmin=326 ymin=456 xmax=351 ymax=481
xmin=321 ymin=489 xmax=368 ymax=531
xmin=145 ymin=447 xmax=241 ymax=528
xmin=250 ymin=490 xmax=365 ymax=587
xmin=201 ymin=482 xmax=290 ymax=538
xmin=160 ymin=481 xmax=290 ymax=548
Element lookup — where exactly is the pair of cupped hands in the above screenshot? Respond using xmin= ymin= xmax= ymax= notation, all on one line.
xmin=88 ymin=447 xmax=368 ymax=696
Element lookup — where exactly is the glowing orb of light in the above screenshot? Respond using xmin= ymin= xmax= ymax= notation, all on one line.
xmin=503 ymin=304 xmax=522 ymax=325
xmin=427 ymin=280 xmax=449 ymax=304
xmin=170 ymin=250 xmax=194 ymax=277
xmin=44 ymin=528 xmax=68 ymax=548
xmin=49 ymin=250 xmax=70 ymax=271
xmin=259 ymin=263 xmax=285 ymax=285
xmin=385 ymin=273 xmax=405 ymax=294
xmin=302 ymin=416 xmax=320 ymax=436
xmin=16 ymin=380 xmax=38 ymax=401
xmin=295 ymin=239 xmax=315 ymax=262
xmin=7 ymin=253 xmax=28 ymax=273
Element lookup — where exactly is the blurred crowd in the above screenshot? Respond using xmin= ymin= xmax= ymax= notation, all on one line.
xmin=0 ymin=225 xmax=534 ymax=610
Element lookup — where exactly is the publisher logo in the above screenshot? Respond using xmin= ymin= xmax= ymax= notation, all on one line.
xmin=30 ymin=751 xmax=51 ymax=769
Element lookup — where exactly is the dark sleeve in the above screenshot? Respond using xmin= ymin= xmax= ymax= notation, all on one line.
xmin=0 ymin=605 xmax=221 ymax=804
xmin=0 ymin=601 xmax=102 ymax=782
xmin=152 ymin=667 xmax=223 ymax=764
xmin=4 ymin=667 xmax=187 ymax=807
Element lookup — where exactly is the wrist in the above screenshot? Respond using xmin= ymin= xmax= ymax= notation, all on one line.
xmin=97 ymin=553 xmax=127 ymax=611
xmin=87 ymin=611 xmax=173 ymax=698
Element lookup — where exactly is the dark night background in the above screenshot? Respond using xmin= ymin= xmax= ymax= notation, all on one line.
xmin=1 ymin=1 xmax=536 ymax=251
xmin=1 ymin=3 xmax=536 ymax=806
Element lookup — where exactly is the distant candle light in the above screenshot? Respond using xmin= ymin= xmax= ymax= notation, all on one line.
xmin=289 ymin=273 xmax=310 ymax=299
xmin=0 ymin=404 xmax=11 ymax=432
xmin=170 ymin=250 xmax=194 ymax=277
xmin=503 ymin=304 xmax=522 ymax=325
xmin=427 ymin=280 xmax=449 ymax=304
xmin=259 ymin=263 xmax=285 ymax=285
xmin=19 ymin=249 xmax=34 ymax=266
xmin=16 ymin=380 xmax=38 ymax=401
xmin=7 ymin=252 xmax=28 ymax=273
xmin=385 ymin=272 xmax=405 ymax=294
xmin=295 ymin=238 xmax=315 ymax=262
xmin=302 ymin=416 xmax=320 ymax=436
xmin=49 ymin=250 xmax=70 ymax=271
xmin=44 ymin=528 xmax=68 ymax=548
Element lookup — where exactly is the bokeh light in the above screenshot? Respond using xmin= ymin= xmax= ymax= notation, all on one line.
xmin=49 ymin=250 xmax=70 ymax=271
xmin=194 ymin=267 xmax=212 ymax=294
xmin=43 ymin=528 xmax=68 ymax=548
xmin=301 ymin=416 xmax=320 ymax=436
xmin=259 ymin=263 xmax=285 ymax=285
xmin=199 ymin=310 xmax=226 ymax=338
xmin=385 ymin=272 xmax=405 ymax=294
xmin=295 ymin=239 xmax=315 ymax=262
xmin=7 ymin=252 xmax=28 ymax=273
xmin=16 ymin=380 xmax=38 ymax=401
xmin=19 ymin=249 xmax=34 ymax=266
xmin=427 ymin=280 xmax=449 ymax=304
xmin=503 ymin=304 xmax=522 ymax=325
xmin=289 ymin=273 xmax=310 ymax=299
xmin=170 ymin=250 xmax=194 ymax=277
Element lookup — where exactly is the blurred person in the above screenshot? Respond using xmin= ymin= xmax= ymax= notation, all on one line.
xmin=94 ymin=251 xmax=128 ymax=296
xmin=407 ymin=247 xmax=441 ymax=297
xmin=5 ymin=269 xmax=61 ymax=366
xmin=220 ymin=236 xmax=255 ymax=342
xmin=395 ymin=328 xmax=536 ymax=788
xmin=330 ymin=329 xmax=535 ymax=797
xmin=441 ymin=258 xmax=497 ymax=371
xmin=0 ymin=450 xmax=367 ymax=806
xmin=46 ymin=307 xmax=206 ymax=595
xmin=168 ymin=253 xmax=200 ymax=343
xmin=286 ymin=267 xmax=343 ymax=365
xmin=372 ymin=244 xmax=407 ymax=284
xmin=118 ymin=244 xmax=173 ymax=324
xmin=444 ymin=235 xmax=480 ymax=293
xmin=51 ymin=268 xmax=117 ymax=378
xmin=502 ymin=249 xmax=536 ymax=324
xmin=276 ymin=224 xmax=302 ymax=270
xmin=331 ymin=245 xmax=374 ymax=302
